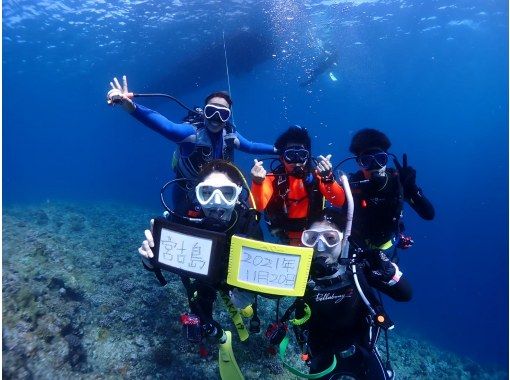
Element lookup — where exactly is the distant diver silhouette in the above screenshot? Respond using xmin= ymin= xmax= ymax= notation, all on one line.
xmin=299 ymin=49 xmax=339 ymax=87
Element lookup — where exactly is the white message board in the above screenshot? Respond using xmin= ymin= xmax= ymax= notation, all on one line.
xmin=237 ymin=246 xmax=300 ymax=289
xmin=158 ymin=228 xmax=213 ymax=276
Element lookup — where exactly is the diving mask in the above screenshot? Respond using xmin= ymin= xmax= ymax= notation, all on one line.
xmin=195 ymin=178 xmax=242 ymax=221
xmin=204 ymin=104 xmax=231 ymax=122
xmin=301 ymin=229 xmax=343 ymax=248
xmin=195 ymin=183 xmax=242 ymax=206
xmin=283 ymin=147 xmax=309 ymax=165
xmin=357 ymin=150 xmax=388 ymax=170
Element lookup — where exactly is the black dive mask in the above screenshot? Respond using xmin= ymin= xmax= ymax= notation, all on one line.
xmin=357 ymin=151 xmax=388 ymax=170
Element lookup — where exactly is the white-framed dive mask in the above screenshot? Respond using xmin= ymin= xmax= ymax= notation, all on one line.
xmin=195 ymin=179 xmax=242 ymax=221
xmin=301 ymin=228 xmax=343 ymax=249
xmin=302 ymin=226 xmax=345 ymax=280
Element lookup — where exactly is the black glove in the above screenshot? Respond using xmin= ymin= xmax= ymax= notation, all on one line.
xmin=365 ymin=250 xmax=396 ymax=283
xmin=393 ymin=153 xmax=418 ymax=198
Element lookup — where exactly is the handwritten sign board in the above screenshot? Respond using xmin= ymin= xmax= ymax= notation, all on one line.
xmin=227 ymin=236 xmax=313 ymax=297
xmin=151 ymin=218 xmax=226 ymax=284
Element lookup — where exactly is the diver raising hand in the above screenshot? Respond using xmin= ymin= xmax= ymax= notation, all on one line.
xmin=107 ymin=75 xmax=135 ymax=112
xmin=393 ymin=153 xmax=418 ymax=199
xmin=105 ymin=74 xmax=275 ymax=216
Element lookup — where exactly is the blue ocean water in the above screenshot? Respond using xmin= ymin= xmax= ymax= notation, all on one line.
xmin=3 ymin=0 xmax=508 ymax=371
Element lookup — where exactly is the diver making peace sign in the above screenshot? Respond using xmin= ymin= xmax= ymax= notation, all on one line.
xmin=106 ymin=75 xmax=275 ymax=217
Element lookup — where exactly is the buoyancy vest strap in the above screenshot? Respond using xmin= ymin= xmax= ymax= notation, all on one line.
xmin=142 ymin=260 xmax=168 ymax=286
xmin=370 ymin=239 xmax=394 ymax=251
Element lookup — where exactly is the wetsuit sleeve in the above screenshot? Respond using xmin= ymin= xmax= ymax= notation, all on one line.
xmin=365 ymin=260 xmax=412 ymax=302
xmin=235 ymin=132 xmax=276 ymax=155
xmin=317 ymin=175 xmax=346 ymax=207
xmin=251 ymin=176 xmax=275 ymax=211
xmin=131 ymin=103 xmax=195 ymax=142
xmin=405 ymin=186 xmax=435 ymax=220
xmin=374 ymin=276 xmax=412 ymax=302
xmin=363 ymin=250 xmax=412 ymax=301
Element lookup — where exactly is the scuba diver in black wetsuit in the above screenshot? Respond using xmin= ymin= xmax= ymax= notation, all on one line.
xmin=278 ymin=208 xmax=412 ymax=380
xmin=347 ymin=128 xmax=435 ymax=254
xmin=138 ymin=160 xmax=262 ymax=379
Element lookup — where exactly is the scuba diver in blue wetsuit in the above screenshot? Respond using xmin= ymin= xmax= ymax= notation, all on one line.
xmin=106 ymin=75 xmax=276 ymax=215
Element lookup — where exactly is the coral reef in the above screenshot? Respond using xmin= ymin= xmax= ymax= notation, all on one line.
xmin=3 ymin=202 xmax=508 ymax=379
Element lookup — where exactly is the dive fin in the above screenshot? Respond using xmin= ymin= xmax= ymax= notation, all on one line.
xmin=220 ymin=291 xmax=249 ymax=341
xmin=218 ymin=331 xmax=244 ymax=380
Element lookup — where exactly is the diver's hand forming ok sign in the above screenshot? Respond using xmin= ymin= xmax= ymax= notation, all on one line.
xmin=107 ymin=75 xmax=135 ymax=112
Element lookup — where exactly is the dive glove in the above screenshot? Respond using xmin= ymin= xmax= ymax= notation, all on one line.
xmin=393 ymin=153 xmax=418 ymax=198
xmin=365 ymin=250 xmax=396 ymax=283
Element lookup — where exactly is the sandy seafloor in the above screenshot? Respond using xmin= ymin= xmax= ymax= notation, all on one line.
xmin=2 ymin=202 xmax=508 ymax=380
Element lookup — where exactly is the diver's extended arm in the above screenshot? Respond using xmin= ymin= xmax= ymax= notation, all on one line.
xmin=364 ymin=250 xmax=412 ymax=302
xmin=235 ymin=132 xmax=276 ymax=154
xmin=107 ymin=75 xmax=195 ymax=143
xmin=406 ymin=188 xmax=435 ymax=220
xmin=377 ymin=276 xmax=412 ymax=302
xmin=131 ymin=103 xmax=196 ymax=143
